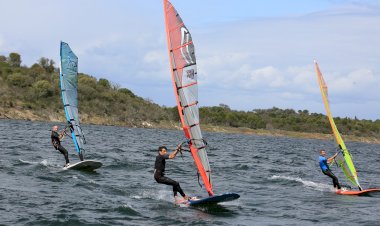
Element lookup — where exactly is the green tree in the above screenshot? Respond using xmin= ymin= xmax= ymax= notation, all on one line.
xmin=30 ymin=63 xmax=46 ymax=78
xmin=79 ymin=74 xmax=97 ymax=88
xmin=97 ymin=78 xmax=111 ymax=89
xmin=8 ymin=53 xmax=21 ymax=67
xmin=38 ymin=57 xmax=56 ymax=73
xmin=32 ymin=80 xmax=53 ymax=97
xmin=219 ymin=103 xmax=230 ymax=110
xmin=118 ymin=88 xmax=135 ymax=98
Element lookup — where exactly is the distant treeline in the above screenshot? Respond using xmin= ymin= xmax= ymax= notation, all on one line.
xmin=1 ymin=52 xmax=379 ymax=138
xmin=198 ymin=106 xmax=380 ymax=137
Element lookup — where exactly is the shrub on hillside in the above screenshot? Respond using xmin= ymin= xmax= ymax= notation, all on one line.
xmin=7 ymin=73 xmax=32 ymax=87
xmin=32 ymin=80 xmax=53 ymax=98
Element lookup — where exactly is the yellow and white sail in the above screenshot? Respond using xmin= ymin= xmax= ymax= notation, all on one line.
xmin=314 ymin=60 xmax=361 ymax=190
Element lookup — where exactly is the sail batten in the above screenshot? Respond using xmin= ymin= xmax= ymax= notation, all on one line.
xmin=60 ymin=41 xmax=85 ymax=161
xmin=163 ymin=0 xmax=213 ymax=196
xmin=314 ymin=60 xmax=361 ymax=189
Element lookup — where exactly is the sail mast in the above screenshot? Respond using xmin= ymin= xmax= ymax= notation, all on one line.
xmin=163 ymin=0 xmax=214 ymax=196
xmin=314 ymin=60 xmax=361 ymax=189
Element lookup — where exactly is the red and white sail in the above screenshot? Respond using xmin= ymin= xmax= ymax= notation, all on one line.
xmin=163 ymin=0 xmax=213 ymax=196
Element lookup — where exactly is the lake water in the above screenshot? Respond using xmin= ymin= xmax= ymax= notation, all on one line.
xmin=0 ymin=119 xmax=379 ymax=225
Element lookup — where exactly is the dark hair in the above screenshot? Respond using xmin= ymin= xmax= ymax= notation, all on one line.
xmin=158 ymin=146 xmax=167 ymax=153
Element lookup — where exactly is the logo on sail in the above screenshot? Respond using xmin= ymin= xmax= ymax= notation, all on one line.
xmin=67 ymin=57 xmax=78 ymax=70
xmin=186 ymin=69 xmax=195 ymax=79
xmin=180 ymin=26 xmax=195 ymax=65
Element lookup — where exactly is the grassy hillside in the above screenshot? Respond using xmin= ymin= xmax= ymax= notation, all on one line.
xmin=1 ymin=53 xmax=380 ymax=142
xmin=0 ymin=54 xmax=168 ymax=127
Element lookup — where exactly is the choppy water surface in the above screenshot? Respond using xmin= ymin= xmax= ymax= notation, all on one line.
xmin=0 ymin=119 xmax=379 ymax=225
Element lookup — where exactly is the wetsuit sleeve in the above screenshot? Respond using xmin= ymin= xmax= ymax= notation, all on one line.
xmin=163 ymin=154 xmax=170 ymax=159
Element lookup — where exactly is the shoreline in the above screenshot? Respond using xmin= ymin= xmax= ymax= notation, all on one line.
xmin=1 ymin=112 xmax=379 ymax=145
xmin=201 ymin=125 xmax=380 ymax=144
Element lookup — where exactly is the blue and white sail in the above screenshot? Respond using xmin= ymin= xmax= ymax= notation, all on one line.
xmin=60 ymin=41 xmax=85 ymax=160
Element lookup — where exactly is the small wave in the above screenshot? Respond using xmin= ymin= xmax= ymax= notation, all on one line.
xmin=18 ymin=159 xmax=60 ymax=168
xmin=40 ymin=159 xmax=48 ymax=166
xmin=131 ymin=195 xmax=143 ymax=199
xmin=39 ymin=159 xmax=62 ymax=168
xmin=88 ymin=179 xmax=97 ymax=184
xmin=132 ymin=189 xmax=173 ymax=202
xmin=105 ymin=160 xmax=147 ymax=171
xmin=270 ymin=175 xmax=334 ymax=192
xmin=114 ymin=204 xmax=141 ymax=216
xmin=234 ymin=164 xmax=249 ymax=170
xmin=18 ymin=159 xmax=38 ymax=165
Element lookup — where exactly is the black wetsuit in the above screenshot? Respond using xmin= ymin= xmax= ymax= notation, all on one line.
xmin=51 ymin=131 xmax=69 ymax=165
xmin=320 ymin=156 xmax=341 ymax=189
xmin=154 ymin=154 xmax=186 ymax=197
xmin=323 ymin=170 xmax=341 ymax=189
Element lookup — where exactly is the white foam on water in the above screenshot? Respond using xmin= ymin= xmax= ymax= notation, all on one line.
xmin=132 ymin=189 xmax=174 ymax=203
xmin=89 ymin=179 xmax=97 ymax=184
xmin=19 ymin=159 xmax=57 ymax=167
xmin=177 ymin=202 xmax=189 ymax=208
xmin=271 ymin=175 xmax=334 ymax=192
xmin=122 ymin=204 xmax=133 ymax=209
xmin=131 ymin=195 xmax=142 ymax=199
xmin=40 ymin=159 xmax=62 ymax=167
xmin=40 ymin=159 xmax=48 ymax=166
xmin=19 ymin=159 xmax=37 ymax=164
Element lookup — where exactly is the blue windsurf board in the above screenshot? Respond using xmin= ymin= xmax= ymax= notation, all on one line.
xmin=177 ymin=193 xmax=240 ymax=206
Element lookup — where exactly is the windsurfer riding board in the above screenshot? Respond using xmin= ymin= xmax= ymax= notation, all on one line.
xmin=51 ymin=125 xmax=70 ymax=167
xmin=154 ymin=144 xmax=189 ymax=202
xmin=319 ymin=149 xmax=341 ymax=191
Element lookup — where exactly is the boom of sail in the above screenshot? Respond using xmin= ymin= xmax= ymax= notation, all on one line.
xmin=60 ymin=41 xmax=85 ymax=161
xmin=163 ymin=0 xmax=213 ymax=196
xmin=314 ymin=60 xmax=361 ymax=189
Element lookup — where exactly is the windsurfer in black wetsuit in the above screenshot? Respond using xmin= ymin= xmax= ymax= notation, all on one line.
xmin=51 ymin=125 xmax=70 ymax=167
xmin=154 ymin=145 xmax=189 ymax=201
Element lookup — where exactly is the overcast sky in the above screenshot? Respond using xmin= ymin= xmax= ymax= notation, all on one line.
xmin=1 ymin=0 xmax=379 ymax=119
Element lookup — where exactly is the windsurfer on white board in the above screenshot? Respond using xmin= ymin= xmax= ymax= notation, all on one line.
xmin=51 ymin=125 xmax=70 ymax=167
xmin=319 ymin=149 xmax=341 ymax=190
xmin=154 ymin=145 xmax=189 ymax=202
